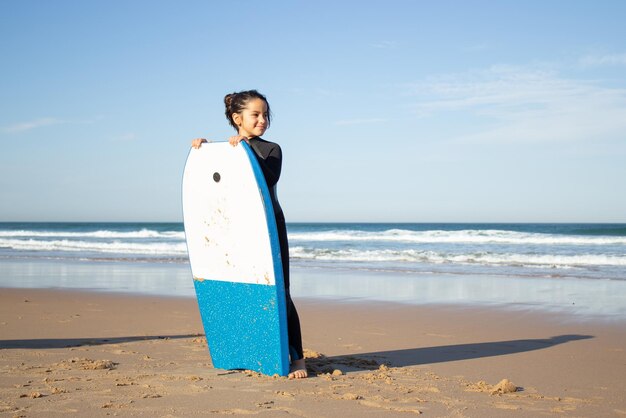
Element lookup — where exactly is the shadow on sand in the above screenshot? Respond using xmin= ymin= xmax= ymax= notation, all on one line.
xmin=0 ymin=334 xmax=201 ymax=350
xmin=313 ymin=334 xmax=594 ymax=372
xmin=3 ymin=334 xmax=594 ymax=375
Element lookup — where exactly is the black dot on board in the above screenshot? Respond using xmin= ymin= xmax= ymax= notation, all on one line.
xmin=213 ymin=172 xmax=221 ymax=182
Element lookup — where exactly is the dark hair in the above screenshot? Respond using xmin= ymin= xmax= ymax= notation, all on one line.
xmin=224 ymin=90 xmax=272 ymax=131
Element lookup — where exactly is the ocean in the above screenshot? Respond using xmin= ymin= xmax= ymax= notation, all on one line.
xmin=1 ymin=222 xmax=625 ymax=316
xmin=1 ymin=222 xmax=624 ymax=281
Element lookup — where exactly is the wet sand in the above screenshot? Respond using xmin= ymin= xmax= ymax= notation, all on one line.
xmin=1 ymin=288 xmax=625 ymax=417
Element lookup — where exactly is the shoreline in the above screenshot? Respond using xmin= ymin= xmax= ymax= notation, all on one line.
xmin=2 ymin=257 xmax=625 ymax=321
xmin=1 ymin=288 xmax=625 ymax=416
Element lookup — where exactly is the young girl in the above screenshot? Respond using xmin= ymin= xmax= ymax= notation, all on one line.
xmin=191 ymin=90 xmax=307 ymax=379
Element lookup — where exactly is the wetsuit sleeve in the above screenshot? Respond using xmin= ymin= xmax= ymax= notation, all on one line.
xmin=256 ymin=144 xmax=282 ymax=188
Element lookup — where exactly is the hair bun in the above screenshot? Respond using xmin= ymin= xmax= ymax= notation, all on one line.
xmin=224 ymin=93 xmax=235 ymax=109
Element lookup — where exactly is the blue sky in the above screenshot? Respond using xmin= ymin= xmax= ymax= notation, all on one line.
xmin=1 ymin=0 xmax=625 ymax=222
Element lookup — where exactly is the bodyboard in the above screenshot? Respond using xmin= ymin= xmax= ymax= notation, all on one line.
xmin=182 ymin=141 xmax=289 ymax=376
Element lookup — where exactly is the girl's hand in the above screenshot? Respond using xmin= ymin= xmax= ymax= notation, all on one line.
xmin=191 ymin=138 xmax=207 ymax=149
xmin=228 ymin=135 xmax=248 ymax=147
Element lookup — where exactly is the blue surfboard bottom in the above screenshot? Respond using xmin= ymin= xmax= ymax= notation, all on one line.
xmin=193 ymin=279 xmax=290 ymax=376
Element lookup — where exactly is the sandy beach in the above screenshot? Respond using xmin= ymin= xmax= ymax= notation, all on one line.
xmin=1 ymin=288 xmax=624 ymax=417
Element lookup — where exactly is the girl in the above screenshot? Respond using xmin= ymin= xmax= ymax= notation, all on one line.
xmin=191 ymin=90 xmax=307 ymax=379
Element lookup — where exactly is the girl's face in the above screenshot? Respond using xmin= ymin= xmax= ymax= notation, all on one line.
xmin=233 ymin=98 xmax=269 ymax=138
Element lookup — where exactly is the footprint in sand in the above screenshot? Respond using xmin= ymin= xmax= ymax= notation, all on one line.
xmin=52 ymin=358 xmax=117 ymax=371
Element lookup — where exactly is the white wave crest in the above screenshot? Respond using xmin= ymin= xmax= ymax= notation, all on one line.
xmin=0 ymin=229 xmax=185 ymax=239
xmin=288 ymin=229 xmax=626 ymax=246
xmin=0 ymin=238 xmax=187 ymax=255
xmin=289 ymin=246 xmax=626 ymax=267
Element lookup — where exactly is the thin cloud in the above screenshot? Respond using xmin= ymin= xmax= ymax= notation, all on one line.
xmin=580 ymin=53 xmax=626 ymax=67
xmin=408 ymin=65 xmax=626 ymax=144
xmin=2 ymin=116 xmax=102 ymax=134
xmin=3 ymin=117 xmax=63 ymax=133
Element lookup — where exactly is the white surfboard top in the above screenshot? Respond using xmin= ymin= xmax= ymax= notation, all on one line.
xmin=182 ymin=142 xmax=277 ymax=286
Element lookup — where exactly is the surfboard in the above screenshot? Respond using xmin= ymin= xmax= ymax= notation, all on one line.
xmin=182 ymin=141 xmax=290 ymax=376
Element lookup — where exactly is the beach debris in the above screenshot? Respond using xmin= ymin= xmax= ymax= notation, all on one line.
xmin=342 ymin=393 xmax=362 ymax=400
xmin=332 ymin=369 xmax=343 ymax=376
xmin=216 ymin=370 xmax=238 ymax=376
xmin=275 ymin=390 xmax=295 ymax=398
xmin=466 ymin=378 xmax=520 ymax=395
xmin=50 ymin=387 xmax=68 ymax=394
xmin=491 ymin=379 xmax=519 ymax=395
xmin=303 ymin=349 xmax=323 ymax=359
xmin=81 ymin=359 xmax=116 ymax=370
xmin=256 ymin=401 xmax=274 ymax=409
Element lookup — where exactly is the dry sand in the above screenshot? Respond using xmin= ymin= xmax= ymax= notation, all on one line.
xmin=1 ymin=288 xmax=625 ymax=417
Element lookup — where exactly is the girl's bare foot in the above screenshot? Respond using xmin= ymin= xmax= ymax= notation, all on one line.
xmin=288 ymin=358 xmax=308 ymax=379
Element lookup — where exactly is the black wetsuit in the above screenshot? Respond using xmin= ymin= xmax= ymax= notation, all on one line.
xmin=247 ymin=137 xmax=304 ymax=361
